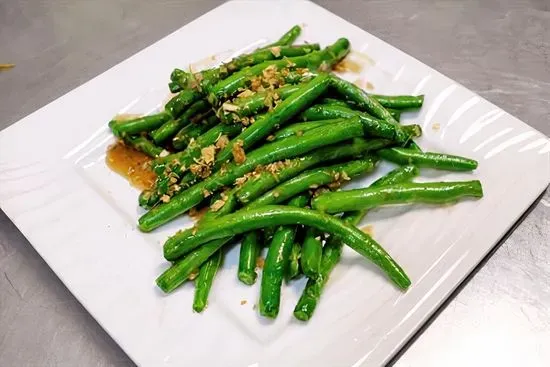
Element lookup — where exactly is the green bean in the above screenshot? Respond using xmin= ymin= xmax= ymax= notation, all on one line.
xmin=214 ymin=74 xmax=331 ymax=167
xmin=260 ymin=224 xmax=297 ymax=318
xmin=219 ymin=84 xmax=302 ymax=123
xmin=260 ymin=194 xmax=314 ymax=318
xmin=192 ymin=249 xmax=223 ymax=313
xmin=207 ymin=39 xmax=350 ymax=105
xmin=407 ymin=141 xmax=423 ymax=152
xmin=320 ymin=97 xmax=350 ymax=107
xmin=139 ymin=123 xmax=242 ymax=209
xmin=370 ymin=165 xmax=420 ymax=187
xmin=138 ymin=117 xmax=366 ymax=232
xmin=170 ymin=68 xmax=188 ymax=87
xmin=156 ymin=189 xmax=237 ymax=294
xmin=238 ymin=231 xmax=262 ymax=285
xmin=163 ymin=205 xmax=410 ymax=289
xmin=312 ymin=181 xmax=483 ymax=213
xmin=236 ymin=138 xmax=392 ymax=204
xmin=201 ymin=188 xmax=240 ymax=222
xmin=320 ymin=94 xmax=423 ymax=111
xmin=301 ymin=104 xmax=414 ymax=144
xmin=168 ymin=81 xmax=182 ymax=93
xmin=391 ymin=109 xmax=402 ymax=121
xmin=124 ymin=135 xmax=165 ymax=158
xmin=294 ymin=165 xmax=419 ymax=321
xmin=321 ymin=100 xmax=403 ymax=122
xmin=172 ymin=114 xmax=219 ymax=151
xmin=250 ymin=158 xmax=378 ymax=208
xmin=329 ymin=75 xmax=401 ymax=128
xmin=263 ymin=25 xmax=302 ymax=48
xmin=156 ymin=237 xmax=231 ymax=293
xmin=293 ymin=217 xmax=349 ymax=321
xmin=369 ymin=94 xmax=424 ymax=110
xmin=323 ymin=94 xmax=419 ymax=149
xmin=272 ymin=120 xmax=336 ymax=141
xmin=287 ymin=241 xmax=302 ymax=280
xmin=172 ymin=44 xmax=319 ymax=93
xmin=328 ymin=94 xmax=424 ymax=112
xmin=225 ymin=44 xmax=320 ymax=73
xmin=151 ymin=99 xmax=211 ymax=144
xmin=378 ymin=148 xmax=478 ymax=171
xmin=300 ymin=228 xmax=322 ymax=279
xmin=164 ymin=89 xmax=202 ymax=118
xmin=239 ymin=190 xmax=310 ymax=286
xmin=152 ymin=123 xmax=241 ymax=171
xmin=109 ymin=112 xmax=172 ymax=137
xmin=222 ymin=86 xmax=408 ymax=125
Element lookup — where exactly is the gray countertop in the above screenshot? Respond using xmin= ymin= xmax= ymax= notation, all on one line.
xmin=1 ymin=0 xmax=549 ymax=366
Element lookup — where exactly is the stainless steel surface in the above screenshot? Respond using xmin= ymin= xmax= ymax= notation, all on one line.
xmin=1 ymin=0 xmax=548 ymax=365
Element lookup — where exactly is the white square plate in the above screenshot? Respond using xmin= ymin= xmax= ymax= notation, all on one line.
xmin=1 ymin=1 xmax=549 ymax=366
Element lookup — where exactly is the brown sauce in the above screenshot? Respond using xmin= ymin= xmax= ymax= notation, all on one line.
xmin=333 ymin=58 xmax=363 ymax=73
xmin=106 ymin=141 xmax=156 ymax=191
xmin=349 ymin=50 xmax=376 ymax=66
xmin=361 ymin=225 xmax=374 ymax=236
xmin=353 ymin=79 xmax=375 ymax=91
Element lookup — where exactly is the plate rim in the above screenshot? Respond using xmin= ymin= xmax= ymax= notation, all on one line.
xmin=1 ymin=1 xmax=549 ymax=366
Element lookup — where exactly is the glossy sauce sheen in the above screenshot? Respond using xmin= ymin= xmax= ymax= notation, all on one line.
xmin=106 ymin=141 xmax=156 ymax=191
xmin=334 ymin=58 xmax=363 ymax=73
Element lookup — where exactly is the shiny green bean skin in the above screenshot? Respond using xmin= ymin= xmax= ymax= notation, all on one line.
xmin=170 ymin=68 xmax=188 ymax=86
xmin=301 ymin=104 xmax=413 ymax=144
xmin=151 ymin=99 xmax=211 ymax=144
xmin=163 ymin=205 xmax=410 ymax=289
xmin=301 ymin=228 xmax=322 ymax=279
xmin=235 ymin=138 xmax=392 ymax=204
xmin=259 ymin=194 xmax=309 ymax=317
xmin=171 ymin=43 xmax=319 ymax=96
xmin=260 ymin=225 xmax=297 ymax=318
xmin=287 ymin=241 xmax=302 ymax=280
xmin=219 ymin=84 xmax=304 ymax=123
xmin=238 ymin=192 xmax=309 ymax=286
xmin=272 ymin=120 xmax=338 ymax=141
xmin=370 ymin=165 xmax=419 ymax=187
xmin=378 ymin=148 xmax=478 ymax=171
xmin=312 ymin=181 xmax=483 ymax=213
xmin=263 ymin=25 xmax=302 ymax=48
xmin=172 ymin=114 xmax=219 ymax=151
xmin=164 ymin=89 xmax=202 ymax=118
xmin=124 ymin=135 xmax=164 ymax=158
xmin=138 ymin=117 xmax=366 ymax=232
xmin=214 ymin=74 xmax=332 ymax=166
xmin=238 ymin=231 xmax=262 ymax=285
xmin=294 ymin=165 xmax=419 ymax=320
xmin=207 ymin=39 xmax=350 ymax=105
xmin=109 ymin=112 xmax=172 ymax=137
xmin=320 ymin=94 xmax=423 ymax=111
xmin=293 ymin=214 xmax=355 ymax=321
xmin=369 ymin=94 xmax=424 ymax=110
xmin=192 ymin=250 xmax=223 ymax=313
xmin=156 ymin=237 xmax=231 ymax=293
xmin=168 ymin=81 xmax=182 ymax=93
xmin=152 ymin=123 xmax=241 ymax=171
xmin=321 ymin=98 xmax=402 ymax=121
xmin=139 ymin=123 xmax=242 ymax=209
xmin=329 ymin=75 xmax=400 ymax=127
xmin=156 ymin=190 xmax=237 ymax=294
xmin=225 ymin=44 xmax=320 ymax=72
xmin=250 ymin=158 xmax=378 ymax=208
xmin=201 ymin=188 xmax=241 ymax=223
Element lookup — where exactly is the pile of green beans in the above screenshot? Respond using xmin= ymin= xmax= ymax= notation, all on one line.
xmin=106 ymin=25 xmax=483 ymax=320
